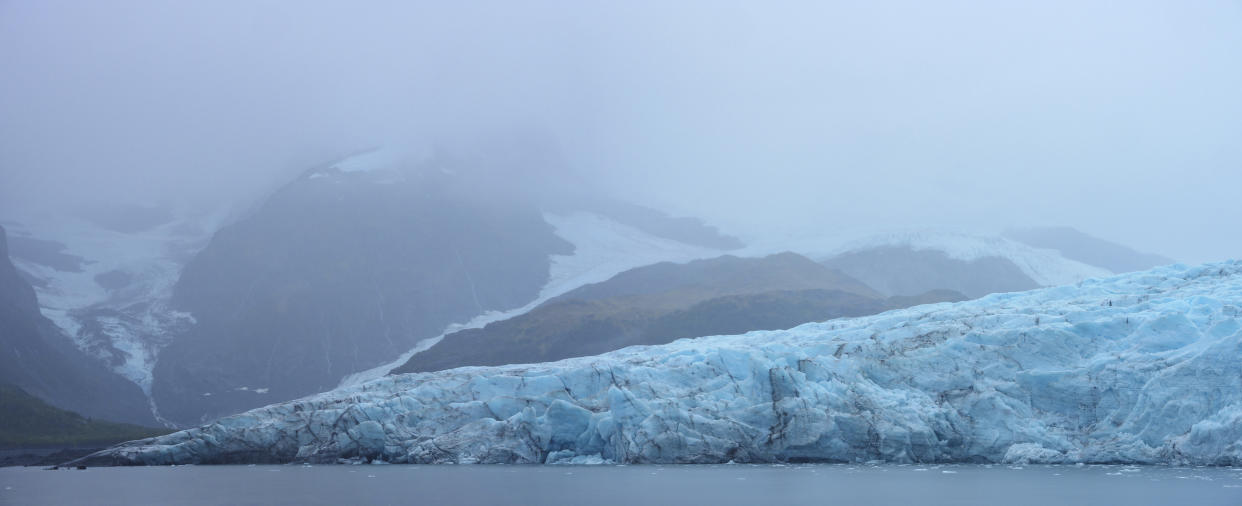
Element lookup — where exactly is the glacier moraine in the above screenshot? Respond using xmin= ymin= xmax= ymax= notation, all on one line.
xmin=77 ymin=261 xmax=1242 ymax=466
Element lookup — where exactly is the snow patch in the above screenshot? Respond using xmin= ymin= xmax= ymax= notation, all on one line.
xmin=329 ymin=146 xmax=428 ymax=173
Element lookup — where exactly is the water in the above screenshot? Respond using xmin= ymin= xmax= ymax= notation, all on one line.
xmin=3 ymin=463 xmax=1241 ymax=505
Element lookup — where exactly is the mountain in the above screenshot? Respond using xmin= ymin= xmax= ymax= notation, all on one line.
xmin=393 ymin=252 xmax=960 ymax=375
xmin=0 ymin=384 xmax=169 ymax=449
xmin=819 ymin=231 xmax=1112 ymax=298
xmin=1003 ymin=226 xmax=1175 ymax=274
xmin=73 ymin=261 xmax=1242 ymax=466
xmin=0 ymin=225 xmax=157 ymax=426
xmin=150 ymin=151 xmax=572 ymax=425
xmin=151 ymin=148 xmax=742 ymax=426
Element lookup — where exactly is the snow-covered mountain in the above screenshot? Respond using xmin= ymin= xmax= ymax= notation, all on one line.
xmin=3 ymin=145 xmax=1176 ymax=432
xmin=3 ymin=146 xmax=744 ymax=428
xmin=75 ymin=260 xmax=1242 ymax=466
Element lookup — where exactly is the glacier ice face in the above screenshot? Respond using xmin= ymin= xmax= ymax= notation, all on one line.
xmin=79 ymin=261 xmax=1242 ymax=466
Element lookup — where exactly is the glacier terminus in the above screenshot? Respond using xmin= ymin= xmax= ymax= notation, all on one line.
xmin=75 ymin=261 xmax=1242 ymax=466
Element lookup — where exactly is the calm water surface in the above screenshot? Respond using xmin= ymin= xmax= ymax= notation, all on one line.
xmin=3 ymin=463 xmax=1240 ymax=505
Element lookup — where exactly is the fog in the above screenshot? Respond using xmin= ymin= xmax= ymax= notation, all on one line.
xmin=2 ymin=0 xmax=1239 ymax=263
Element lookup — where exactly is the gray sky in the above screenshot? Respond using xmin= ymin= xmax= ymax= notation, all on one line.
xmin=2 ymin=1 xmax=1240 ymax=263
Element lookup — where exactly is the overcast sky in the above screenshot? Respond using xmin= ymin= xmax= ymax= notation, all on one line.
xmin=2 ymin=1 xmax=1239 ymax=262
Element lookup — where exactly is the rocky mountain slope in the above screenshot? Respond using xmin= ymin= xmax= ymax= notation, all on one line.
xmin=150 ymin=151 xmax=574 ymax=425
xmin=73 ymin=261 xmax=1242 ymax=466
xmin=394 ymin=252 xmax=960 ymax=374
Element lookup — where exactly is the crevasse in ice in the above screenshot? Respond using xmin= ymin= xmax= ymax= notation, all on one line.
xmin=79 ymin=261 xmax=1242 ymax=465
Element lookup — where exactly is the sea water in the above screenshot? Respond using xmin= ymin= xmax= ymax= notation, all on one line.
xmin=2 ymin=463 xmax=1240 ymax=505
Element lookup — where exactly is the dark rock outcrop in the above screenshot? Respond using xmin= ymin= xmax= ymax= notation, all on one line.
xmin=151 ymin=158 xmax=574 ymax=425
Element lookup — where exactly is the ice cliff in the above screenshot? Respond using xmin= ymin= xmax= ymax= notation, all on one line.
xmin=76 ymin=261 xmax=1242 ymax=466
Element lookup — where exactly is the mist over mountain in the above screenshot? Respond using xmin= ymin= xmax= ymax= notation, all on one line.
xmin=3 ymin=2 xmax=1240 ymax=264
xmin=153 ymin=152 xmax=570 ymax=424
xmin=146 ymin=145 xmax=742 ymax=425
xmin=0 ymin=142 xmax=1194 ymax=430
xmin=1003 ymin=226 xmax=1176 ymax=274
xmin=1 ymin=4 xmax=1240 ymax=499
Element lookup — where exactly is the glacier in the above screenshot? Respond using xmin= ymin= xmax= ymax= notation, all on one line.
xmin=6 ymin=210 xmax=222 ymax=399
xmin=76 ymin=261 xmax=1242 ymax=466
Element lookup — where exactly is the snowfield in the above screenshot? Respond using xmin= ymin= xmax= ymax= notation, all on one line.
xmin=78 ymin=260 xmax=1242 ymax=466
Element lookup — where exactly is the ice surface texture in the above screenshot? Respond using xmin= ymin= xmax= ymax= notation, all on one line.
xmin=79 ymin=261 xmax=1242 ymax=466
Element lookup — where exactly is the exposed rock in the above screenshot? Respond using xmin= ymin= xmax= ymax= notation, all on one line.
xmin=153 ymin=157 xmax=574 ymax=425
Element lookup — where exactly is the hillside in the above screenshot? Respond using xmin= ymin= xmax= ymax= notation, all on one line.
xmin=0 ymin=384 xmax=169 ymax=449
xmin=393 ymin=253 xmax=959 ymax=374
